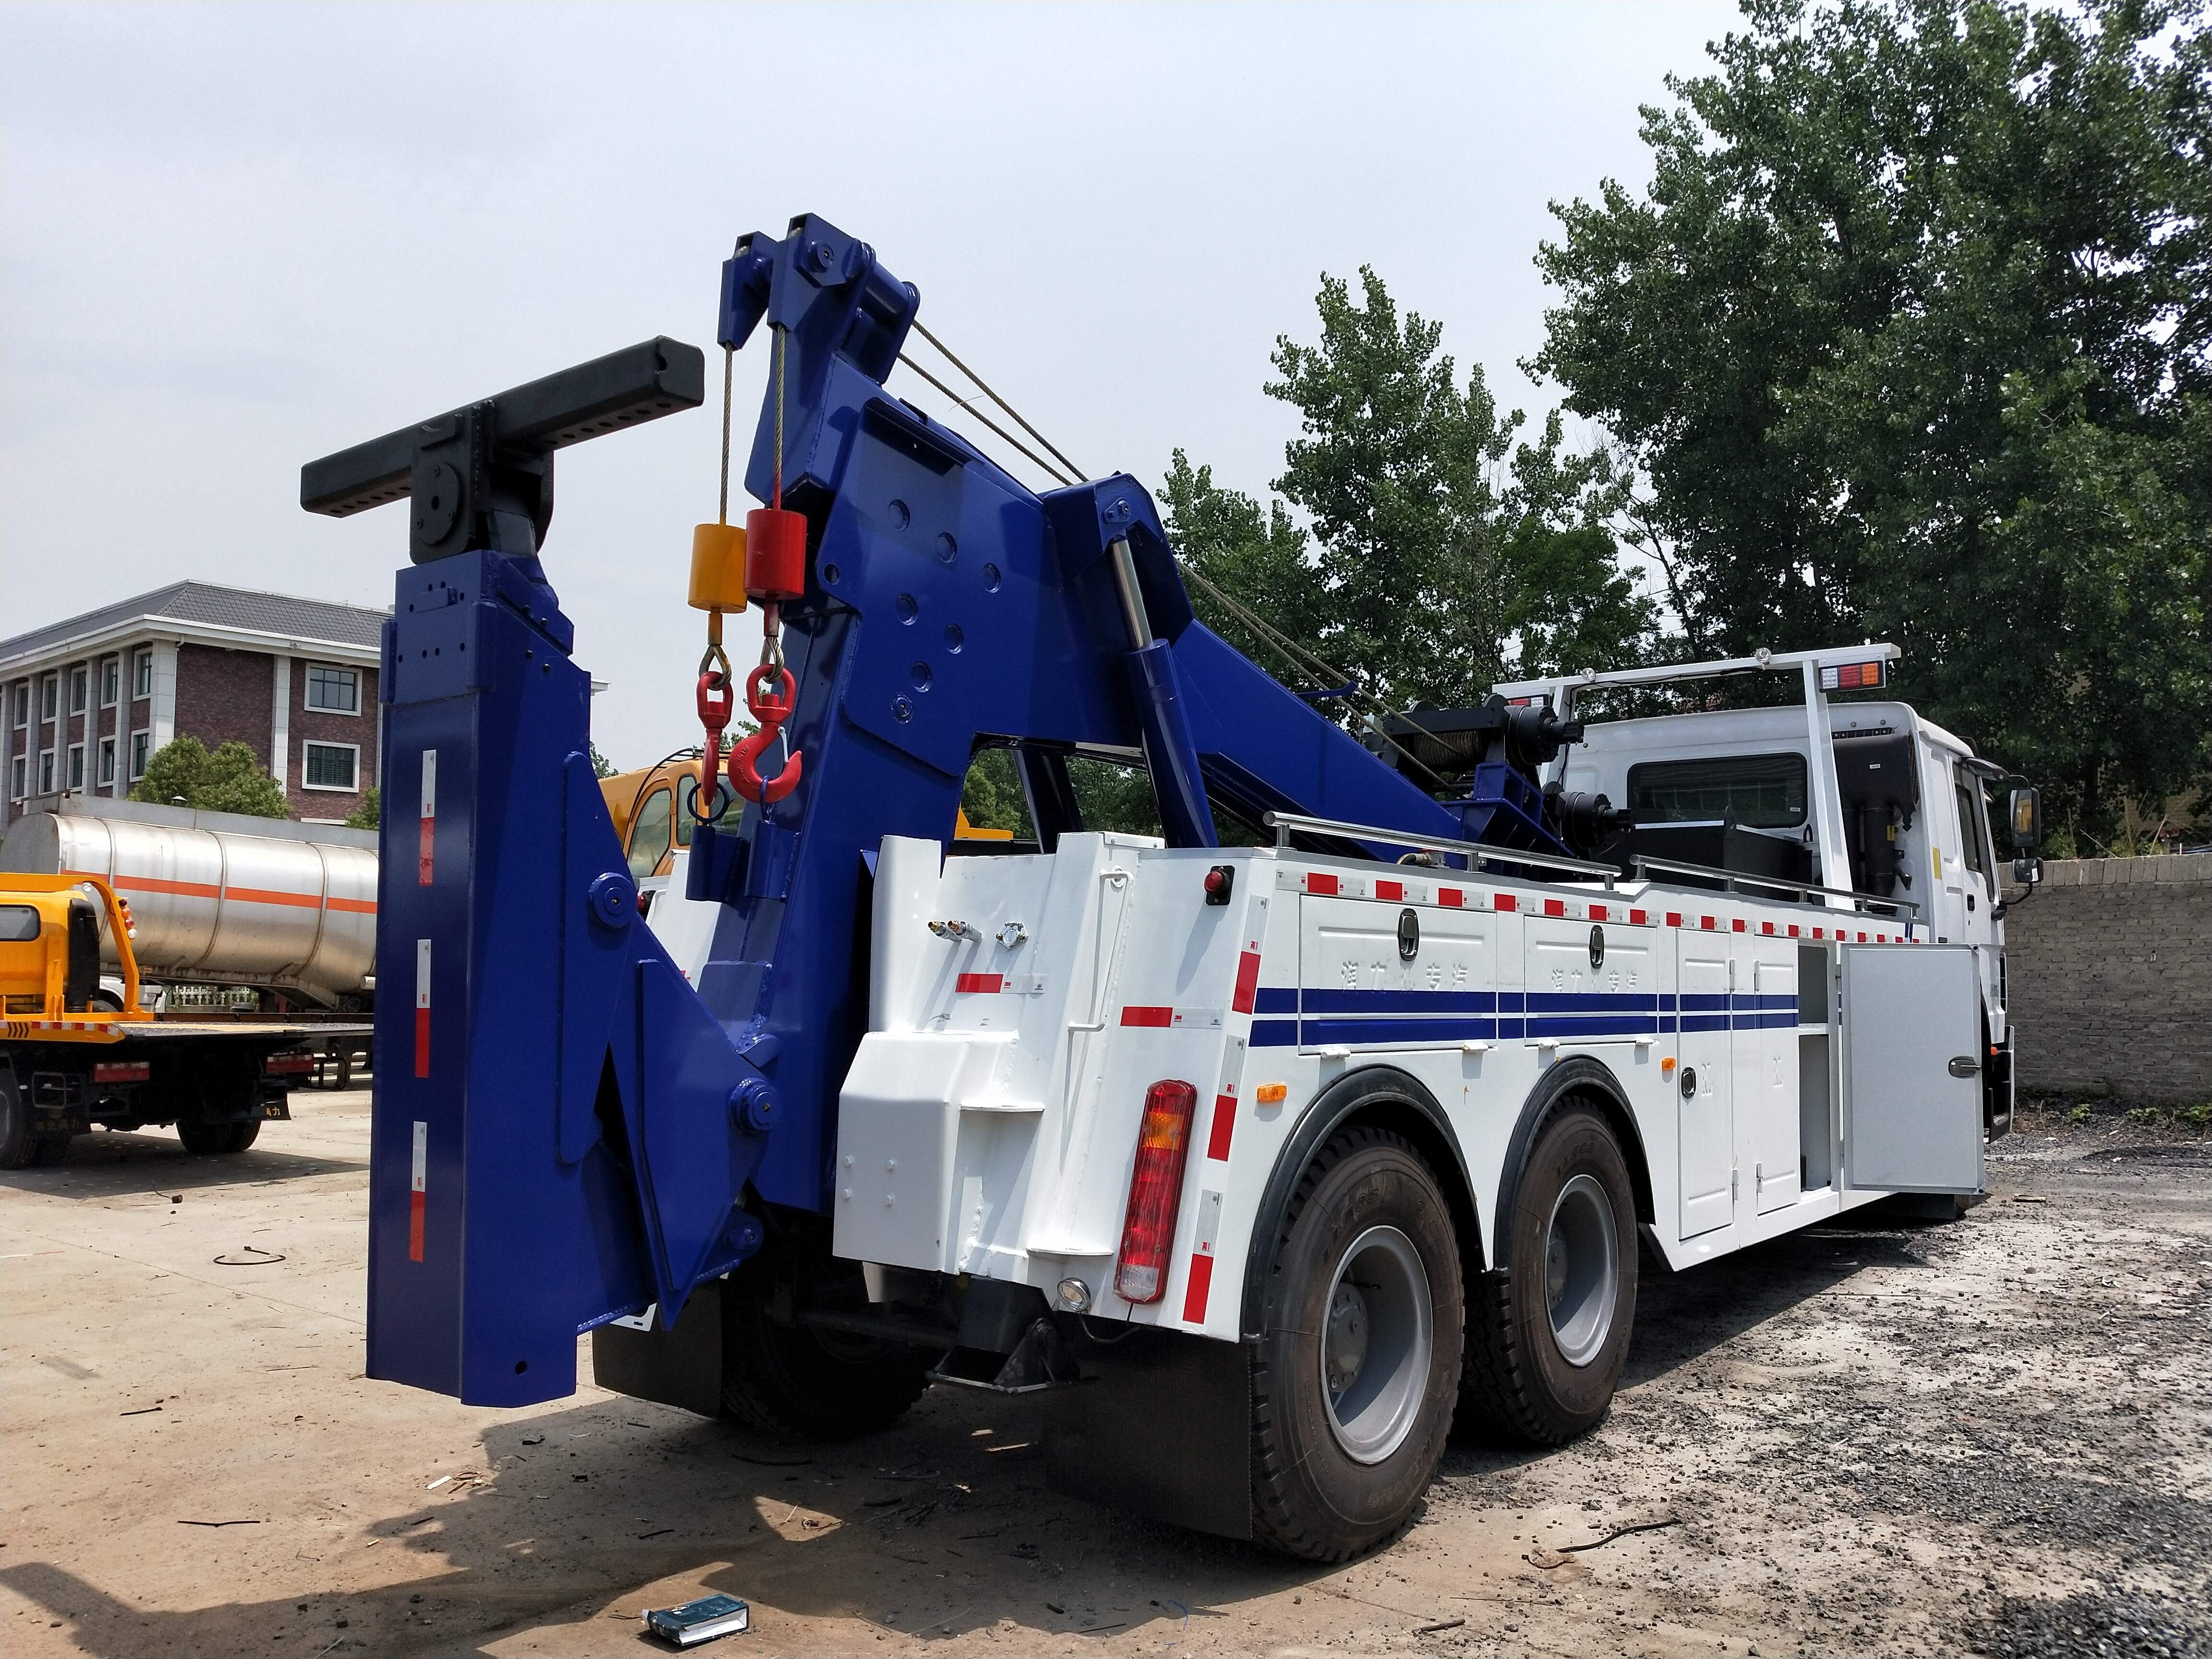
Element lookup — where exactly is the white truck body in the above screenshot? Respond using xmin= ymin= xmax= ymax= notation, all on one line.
xmin=789 ymin=647 xmax=2012 ymax=1337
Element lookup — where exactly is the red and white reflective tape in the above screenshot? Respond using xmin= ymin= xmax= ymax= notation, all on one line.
xmin=1119 ymin=1005 xmax=1224 ymax=1030
xmin=1281 ymin=863 xmax=1914 ymax=941
xmin=1181 ymin=1189 xmax=1224 ymax=1325
xmin=418 ymin=749 xmax=437 ymax=887
xmin=1231 ymin=948 xmax=1262 ymax=1015
xmin=409 ymin=1119 xmax=427 ymax=1262
xmin=414 ymin=939 xmax=432 ymax=1078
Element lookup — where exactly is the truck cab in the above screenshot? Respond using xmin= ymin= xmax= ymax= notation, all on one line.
xmin=1542 ymin=681 xmax=2027 ymax=1133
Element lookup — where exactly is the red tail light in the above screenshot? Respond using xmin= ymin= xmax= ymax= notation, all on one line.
xmin=1114 ymin=1080 xmax=1199 ymax=1304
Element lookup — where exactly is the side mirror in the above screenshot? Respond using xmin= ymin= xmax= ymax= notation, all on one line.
xmin=2007 ymin=786 xmax=2042 ymax=852
xmin=2010 ymin=855 xmax=2043 ymax=886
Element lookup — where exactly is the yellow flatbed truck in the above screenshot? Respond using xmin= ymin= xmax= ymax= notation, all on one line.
xmin=0 ymin=873 xmax=370 ymax=1168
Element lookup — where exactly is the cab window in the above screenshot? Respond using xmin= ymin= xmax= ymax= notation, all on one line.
xmin=1953 ymin=777 xmax=1994 ymax=887
xmin=675 ymin=775 xmax=738 ymax=848
xmin=0 ymin=904 xmax=39 ymax=942
xmin=627 ymin=788 xmax=673 ymax=880
xmin=1627 ymin=753 xmax=1808 ymax=829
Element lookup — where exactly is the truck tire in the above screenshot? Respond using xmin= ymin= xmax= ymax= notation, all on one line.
xmin=1460 ymin=1101 xmax=1636 ymax=1445
xmin=717 ymin=1261 xmax=932 ymax=1441
xmin=177 ymin=1118 xmax=261 ymax=1156
xmin=0 ymin=1069 xmax=52 ymax=1171
xmin=1250 ymin=1127 xmax=1464 ymax=1562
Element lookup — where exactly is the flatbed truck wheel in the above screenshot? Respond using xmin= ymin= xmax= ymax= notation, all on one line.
xmin=1250 ymin=1127 xmax=1464 ymax=1562
xmin=177 ymin=1118 xmax=261 ymax=1156
xmin=717 ymin=1254 xmax=932 ymax=1441
xmin=1460 ymin=1102 xmax=1637 ymax=1445
xmin=0 ymin=1068 xmax=67 ymax=1170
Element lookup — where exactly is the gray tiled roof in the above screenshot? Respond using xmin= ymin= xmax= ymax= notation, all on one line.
xmin=1 ymin=581 xmax=389 ymax=664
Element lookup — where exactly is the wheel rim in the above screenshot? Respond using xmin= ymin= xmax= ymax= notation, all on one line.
xmin=1319 ymin=1224 xmax=1432 ymax=1465
xmin=1544 ymin=1172 xmax=1619 ymax=1368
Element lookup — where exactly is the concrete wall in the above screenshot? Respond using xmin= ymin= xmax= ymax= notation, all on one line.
xmin=2002 ymin=856 xmax=2212 ymax=1104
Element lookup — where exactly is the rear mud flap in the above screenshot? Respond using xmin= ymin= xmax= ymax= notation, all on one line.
xmin=590 ymin=1284 xmax=724 ymax=1420
xmin=1045 ymin=1327 xmax=1252 ymax=1542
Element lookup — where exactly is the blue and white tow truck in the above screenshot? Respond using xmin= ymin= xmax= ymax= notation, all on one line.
xmin=300 ymin=214 xmax=2043 ymax=1562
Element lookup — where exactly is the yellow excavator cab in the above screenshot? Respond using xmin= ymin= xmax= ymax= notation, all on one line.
xmin=599 ymin=756 xmax=1012 ymax=881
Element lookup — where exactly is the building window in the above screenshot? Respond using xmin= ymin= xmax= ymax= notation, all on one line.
xmin=66 ymin=744 xmax=84 ymax=790
xmin=8 ymin=756 xmax=24 ymax=800
xmin=134 ymin=650 xmax=153 ymax=699
xmin=302 ymin=741 xmax=359 ymax=791
xmin=69 ymin=666 xmax=87 ymax=715
xmin=100 ymin=658 xmax=119 ymax=707
xmin=130 ymin=730 xmax=150 ymax=781
xmin=305 ymin=662 xmax=361 ymax=714
xmin=38 ymin=749 xmax=55 ymax=793
xmin=40 ymin=675 xmax=58 ymax=721
xmin=9 ymin=682 xmax=25 ymax=727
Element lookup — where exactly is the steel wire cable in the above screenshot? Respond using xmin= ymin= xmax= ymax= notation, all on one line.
xmin=894 ymin=351 xmax=1076 ymax=486
xmin=910 ymin=318 xmax=1089 ymax=482
xmin=895 ymin=323 xmax=1460 ymax=784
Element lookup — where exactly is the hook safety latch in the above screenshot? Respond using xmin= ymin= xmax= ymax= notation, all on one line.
xmin=728 ymin=662 xmax=804 ymax=804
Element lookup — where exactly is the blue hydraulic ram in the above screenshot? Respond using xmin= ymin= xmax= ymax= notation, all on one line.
xmin=302 ymin=215 xmax=1483 ymax=1408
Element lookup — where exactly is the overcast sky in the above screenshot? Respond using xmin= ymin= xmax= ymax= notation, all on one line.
xmin=2 ymin=0 xmax=1742 ymax=769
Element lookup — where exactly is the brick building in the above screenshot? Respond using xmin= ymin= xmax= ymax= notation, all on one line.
xmin=1 ymin=582 xmax=386 ymax=827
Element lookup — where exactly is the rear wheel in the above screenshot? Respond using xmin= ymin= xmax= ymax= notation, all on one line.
xmin=177 ymin=1117 xmax=261 ymax=1155
xmin=718 ymin=1251 xmax=932 ymax=1441
xmin=1460 ymin=1102 xmax=1637 ymax=1444
xmin=1250 ymin=1127 xmax=1464 ymax=1562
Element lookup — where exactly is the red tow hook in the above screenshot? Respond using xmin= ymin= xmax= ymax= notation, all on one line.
xmin=696 ymin=668 xmax=734 ymax=808
xmin=728 ymin=661 xmax=804 ymax=804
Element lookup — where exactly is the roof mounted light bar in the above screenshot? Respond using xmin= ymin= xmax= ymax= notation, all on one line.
xmin=1492 ymin=642 xmax=1900 ymax=704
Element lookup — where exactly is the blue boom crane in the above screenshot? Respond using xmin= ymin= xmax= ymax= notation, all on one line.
xmin=299 ymin=213 xmax=1585 ymax=1423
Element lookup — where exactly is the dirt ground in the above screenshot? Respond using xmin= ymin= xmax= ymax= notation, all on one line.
xmin=2 ymin=1090 xmax=2206 ymax=1659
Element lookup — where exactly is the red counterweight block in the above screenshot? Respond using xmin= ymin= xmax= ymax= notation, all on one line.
xmin=744 ymin=506 xmax=808 ymax=601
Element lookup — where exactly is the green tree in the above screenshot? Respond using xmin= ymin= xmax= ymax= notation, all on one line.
xmin=1166 ymin=268 xmax=1657 ymax=721
xmin=344 ymin=787 xmax=380 ymax=830
xmin=131 ymin=736 xmax=290 ymax=818
xmin=959 ymin=747 xmax=1031 ymax=836
xmin=1533 ymin=0 xmax=2211 ymax=834
xmin=589 ymin=740 xmax=617 ymax=779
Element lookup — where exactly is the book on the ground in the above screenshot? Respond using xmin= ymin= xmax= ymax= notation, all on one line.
xmin=644 ymin=1593 xmax=750 ymax=1646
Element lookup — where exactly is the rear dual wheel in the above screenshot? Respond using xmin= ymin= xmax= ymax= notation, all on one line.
xmin=1460 ymin=1102 xmax=1637 ymax=1443
xmin=1251 ymin=1128 xmax=1463 ymax=1561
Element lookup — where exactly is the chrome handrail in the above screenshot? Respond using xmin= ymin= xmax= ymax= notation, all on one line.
xmin=1260 ymin=811 xmax=1622 ymax=888
xmin=1628 ymin=854 xmax=1919 ymax=915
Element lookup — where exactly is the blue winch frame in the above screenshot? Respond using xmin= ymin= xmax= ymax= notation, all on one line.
xmin=342 ymin=212 xmax=1535 ymax=1407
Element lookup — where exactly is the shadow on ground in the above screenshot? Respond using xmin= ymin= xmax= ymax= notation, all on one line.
xmin=0 ymin=1127 xmax=364 ymax=1199
xmin=0 ymin=1200 xmax=1961 ymax=1656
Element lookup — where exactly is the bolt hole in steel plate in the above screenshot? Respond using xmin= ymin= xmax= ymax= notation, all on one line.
xmin=1321 ymin=1225 xmax=1432 ymax=1464
xmin=1544 ymin=1173 xmax=1619 ymax=1368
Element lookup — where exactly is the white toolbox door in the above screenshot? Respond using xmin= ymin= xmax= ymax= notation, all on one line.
xmin=1842 ymin=944 xmax=1983 ymax=1193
